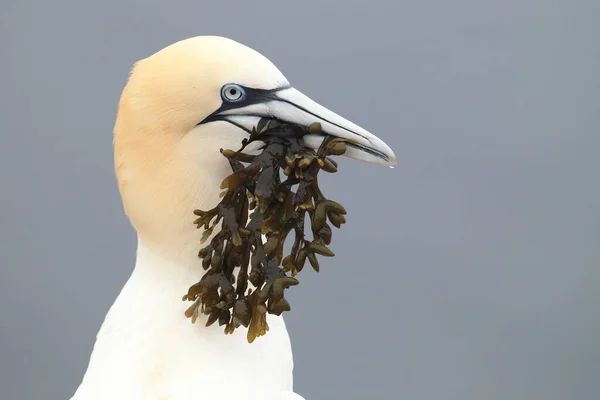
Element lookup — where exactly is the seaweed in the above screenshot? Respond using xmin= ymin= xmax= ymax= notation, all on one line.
xmin=182 ymin=119 xmax=350 ymax=343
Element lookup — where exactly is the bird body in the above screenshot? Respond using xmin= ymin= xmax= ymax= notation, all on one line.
xmin=71 ymin=36 xmax=395 ymax=400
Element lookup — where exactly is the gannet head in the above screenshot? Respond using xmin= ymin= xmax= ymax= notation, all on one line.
xmin=114 ymin=36 xmax=396 ymax=256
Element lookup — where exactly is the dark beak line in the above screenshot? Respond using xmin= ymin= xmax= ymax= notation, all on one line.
xmin=345 ymin=141 xmax=391 ymax=163
xmin=198 ymin=84 xmax=393 ymax=164
xmin=273 ymin=97 xmax=373 ymax=145
xmin=203 ymin=115 xmax=254 ymax=134
xmin=204 ymin=115 xmax=391 ymax=164
xmin=201 ymin=86 xmax=371 ymax=145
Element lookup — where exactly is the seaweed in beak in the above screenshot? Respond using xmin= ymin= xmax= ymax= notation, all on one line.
xmin=183 ymin=120 xmax=356 ymax=343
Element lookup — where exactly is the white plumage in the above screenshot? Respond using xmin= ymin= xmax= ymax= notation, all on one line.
xmin=71 ymin=36 xmax=395 ymax=400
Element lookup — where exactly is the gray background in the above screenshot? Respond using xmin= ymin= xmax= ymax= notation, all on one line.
xmin=1 ymin=1 xmax=599 ymax=399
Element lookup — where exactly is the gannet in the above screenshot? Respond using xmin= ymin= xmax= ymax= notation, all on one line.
xmin=71 ymin=36 xmax=396 ymax=400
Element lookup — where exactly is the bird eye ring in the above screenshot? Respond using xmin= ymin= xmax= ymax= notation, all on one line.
xmin=221 ymin=84 xmax=246 ymax=102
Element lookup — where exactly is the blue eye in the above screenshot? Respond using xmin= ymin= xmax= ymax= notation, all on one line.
xmin=221 ymin=84 xmax=246 ymax=102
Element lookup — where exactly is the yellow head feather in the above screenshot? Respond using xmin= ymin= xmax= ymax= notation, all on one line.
xmin=114 ymin=36 xmax=288 ymax=256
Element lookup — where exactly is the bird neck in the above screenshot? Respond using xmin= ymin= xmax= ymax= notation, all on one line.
xmin=71 ymin=240 xmax=297 ymax=400
xmin=114 ymin=123 xmax=253 ymax=262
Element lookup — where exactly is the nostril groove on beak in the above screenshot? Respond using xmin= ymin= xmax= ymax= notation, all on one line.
xmin=275 ymin=98 xmax=374 ymax=145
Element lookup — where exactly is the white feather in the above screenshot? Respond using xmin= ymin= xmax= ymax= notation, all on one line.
xmin=71 ymin=240 xmax=303 ymax=400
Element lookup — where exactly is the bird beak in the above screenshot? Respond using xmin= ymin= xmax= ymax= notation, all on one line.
xmin=204 ymin=86 xmax=397 ymax=166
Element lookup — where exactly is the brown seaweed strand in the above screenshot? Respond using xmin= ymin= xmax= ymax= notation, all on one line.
xmin=183 ymin=121 xmax=350 ymax=343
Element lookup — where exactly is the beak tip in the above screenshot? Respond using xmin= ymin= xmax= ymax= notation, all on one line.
xmin=380 ymin=143 xmax=397 ymax=167
xmin=383 ymin=155 xmax=398 ymax=168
